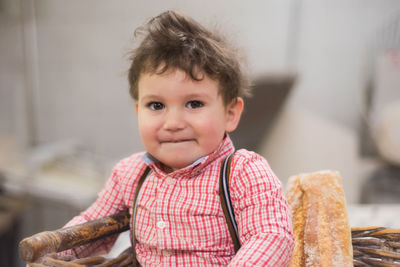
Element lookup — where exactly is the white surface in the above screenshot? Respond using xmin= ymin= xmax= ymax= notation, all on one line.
xmin=348 ymin=204 xmax=400 ymax=228
xmin=107 ymin=231 xmax=130 ymax=258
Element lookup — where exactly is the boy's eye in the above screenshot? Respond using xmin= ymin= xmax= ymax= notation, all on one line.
xmin=148 ymin=102 xmax=165 ymax=110
xmin=186 ymin=100 xmax=204 ymax=109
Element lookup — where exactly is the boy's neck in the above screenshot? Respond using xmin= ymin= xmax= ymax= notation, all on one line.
xmin=161 ymin=164 xmax=174 ymax=174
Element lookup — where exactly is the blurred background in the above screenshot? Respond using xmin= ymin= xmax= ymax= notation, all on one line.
xmin=1 ymin=0 xmax=400 ymax=266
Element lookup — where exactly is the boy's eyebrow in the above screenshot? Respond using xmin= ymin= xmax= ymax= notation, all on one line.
xmin=140 ymin=94 xmax=162 ymax=101
xmin=140 ymin=92 xmax=213 ymax=101
xmin=185 ymin=92 xmax=211 ymax=99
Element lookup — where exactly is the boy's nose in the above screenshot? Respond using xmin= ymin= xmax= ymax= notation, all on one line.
xmin=163 ymin=109 xmax=185 ymax=131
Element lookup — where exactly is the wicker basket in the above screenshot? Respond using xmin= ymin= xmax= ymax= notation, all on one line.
xmin=352 ymin=226 xmax=400 ymax=266
xmin=21 ymin=227 xmax=400 ymax=266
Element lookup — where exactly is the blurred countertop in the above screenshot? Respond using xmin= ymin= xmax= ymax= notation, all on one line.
xmin=2 ymin=164 xmax=104 ymax=209
xmin=348 ymin=203 xmax=400 ymax=228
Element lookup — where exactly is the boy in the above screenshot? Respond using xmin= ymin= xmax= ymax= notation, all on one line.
xmin=58 ymin=10 xmax=294 ymax=266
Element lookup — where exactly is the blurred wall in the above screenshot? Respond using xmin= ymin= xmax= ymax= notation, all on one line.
xmin=292 ymin=0 xmax=400 ymax=129
xmin=261 ymin=0 xmax=400 ymax=203
xmin=0 ymin=0 xmax=293 ymax=160
xmin=1 ymin=0 xmax=400 ymax=203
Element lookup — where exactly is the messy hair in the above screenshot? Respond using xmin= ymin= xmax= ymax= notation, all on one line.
xmin=128 ymin=10 xmax=250 ymax=105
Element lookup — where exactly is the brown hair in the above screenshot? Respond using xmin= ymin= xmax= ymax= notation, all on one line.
xmin=128 ymin=10 xmax=250 ymax=105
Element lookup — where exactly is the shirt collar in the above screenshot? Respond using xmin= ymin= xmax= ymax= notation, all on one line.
xmin=141 ymin=152 xmax=206 ymax=169
xmin=141 ymin=134 xmax=235 ymax=177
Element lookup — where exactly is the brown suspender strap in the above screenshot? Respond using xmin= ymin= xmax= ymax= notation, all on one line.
xmin=219 ymin=153 xmax=241 ymax=253
xmin=131 ymin=155 xmax=239 ymax=266
xmin=130 ymin=166 xmax=151 ymax=267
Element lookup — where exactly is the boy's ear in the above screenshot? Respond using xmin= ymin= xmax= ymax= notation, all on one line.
xmin=225 ymin=97 xmax=244 ymax=133
xmin=135 ymin=102 xmax=139 ymax=114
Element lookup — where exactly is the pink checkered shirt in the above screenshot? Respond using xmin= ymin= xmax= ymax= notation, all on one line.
xmin=63 ymin=136 xmax=294 ymax=266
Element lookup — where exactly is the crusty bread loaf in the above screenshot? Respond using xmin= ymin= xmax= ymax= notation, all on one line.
xmin=286 ymin=170 xmax=353 ymax=267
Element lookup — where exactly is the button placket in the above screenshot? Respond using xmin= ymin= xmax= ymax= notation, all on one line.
xmin=165 ymin=177 xmax=175 ymax=185
xmin=156 ymin=220 xmax=167 ymax=229
xmin=162 ymin=250 xmax=172 ymax=256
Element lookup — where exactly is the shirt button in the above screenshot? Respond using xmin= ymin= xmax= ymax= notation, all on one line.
xmin=156 ymin=220 xmax=167 ymax=229
xmin=162 ymin=250 xmax=172 ymax=256
xmin=165 ymin=177 xmax=175 ymax=185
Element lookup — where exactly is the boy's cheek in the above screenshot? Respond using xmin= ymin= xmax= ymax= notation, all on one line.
xmin=198 ymin=116 xmax=226 ymax=131
xmin=138 ymin=123 xmax=154 ymax=137
xmin=137 ymin=122 xmax=154 ymax=141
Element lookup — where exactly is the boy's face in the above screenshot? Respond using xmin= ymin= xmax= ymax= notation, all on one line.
xmin=135 ymin=68 xmax=243 ymax=171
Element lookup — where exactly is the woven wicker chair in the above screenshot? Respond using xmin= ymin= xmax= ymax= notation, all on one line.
xmin=19 ymin=180 xmax=400 ymax=267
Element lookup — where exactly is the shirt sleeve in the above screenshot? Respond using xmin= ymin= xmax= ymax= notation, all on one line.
xmin=59 ymin=159 xmax=129 ymax=258
xmin=228 ymin=152 xmax=294 ymax=266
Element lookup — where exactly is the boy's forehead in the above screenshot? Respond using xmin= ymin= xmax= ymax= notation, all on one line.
xmin=139 ymin=67 xmax=220 ymax=87
xmin=145 ymin=65 xmax=202 ymax=78
xmin=137 ymin=68 xmax=223 ymax=97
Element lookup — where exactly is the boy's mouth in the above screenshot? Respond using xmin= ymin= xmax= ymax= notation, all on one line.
xmin=160 ymin=138 xmax=195 ymax=144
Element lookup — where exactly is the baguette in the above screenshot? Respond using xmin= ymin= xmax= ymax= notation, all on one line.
xmin=286 ymin=170 xmax=353 ymax=267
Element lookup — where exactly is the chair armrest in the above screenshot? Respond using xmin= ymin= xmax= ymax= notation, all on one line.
xmin=19 ymin=209 xmax=130 ymax=262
